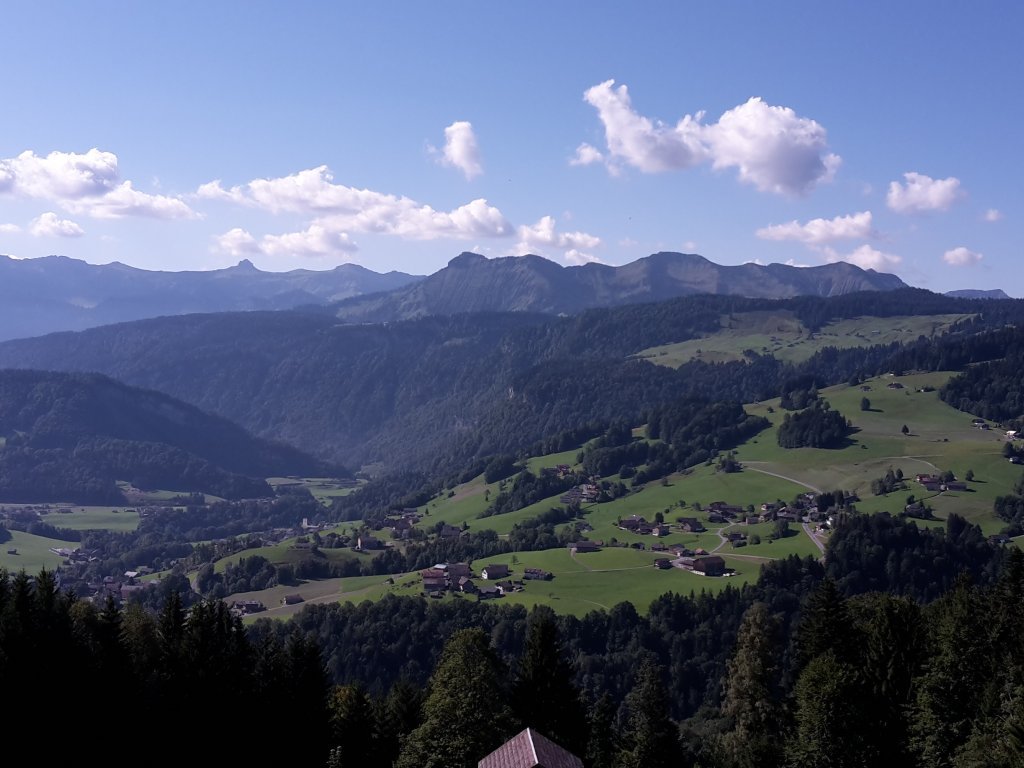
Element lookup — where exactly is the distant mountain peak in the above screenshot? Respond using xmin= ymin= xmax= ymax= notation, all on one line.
xmin=449 ymin=251 xmax=489 ymax=267
xmin=945 ymin=288 xmax=1012 ymax=300
xmin=233 ymin=258 xmax=260 ymax=271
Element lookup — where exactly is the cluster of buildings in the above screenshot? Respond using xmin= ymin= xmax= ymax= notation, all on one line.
xmin=417 ymin=561 xmax=553 ymax=600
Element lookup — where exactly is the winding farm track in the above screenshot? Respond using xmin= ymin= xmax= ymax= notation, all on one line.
xmin=743 ymin=463 xmax=821 ymax=493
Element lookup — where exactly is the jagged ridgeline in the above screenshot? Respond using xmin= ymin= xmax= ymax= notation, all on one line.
xmin=0 ymin=288 xmax=1021 ymax=478
xmin=0 ymin=369 xmax=344 ymax=503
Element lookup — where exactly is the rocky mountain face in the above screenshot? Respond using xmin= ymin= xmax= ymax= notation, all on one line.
xmin=0 ymin=254 xmax=422 ymax=342
xmin=331 ymin=251 xmax=910 ymax=323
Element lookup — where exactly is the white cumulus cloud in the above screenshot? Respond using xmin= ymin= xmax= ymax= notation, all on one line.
xmin=824 ymin=244 xmax=902 ymax=271
xmin=576 ymin=82 xmax=840 ymax=196
xmin=581 ymin=80 xmax=708 ymax=173
xmin=570 ymin=143 xmax=604 ymax=167
xmin=516 ymin=215 xmax=602 ymax=260
xmin=0 ymin=223 xmax=21 ymax=234
xmin=756 ymin=211 xmax=875 ymax=245
xmin=887 ymin=172 xmax=962 ymax=214
xmin=30 ymin=211 xmax=84 ymax=238
xmin=199 ymin=166 xmax=511 ymax=240
xmin=705 ymin=98 xmax=841 ymax=196
xmin=943 ymin=246 xmax=983 ymax=266
xmin=434 ymin=121 xmax=483 ymax=180
xmin=564 ymin=249 xmax=602 ymax=265
xmin=215 ymin=224 xmax=358 ymax=259
xmin=0 ymin=149 xmax=195 ymax=219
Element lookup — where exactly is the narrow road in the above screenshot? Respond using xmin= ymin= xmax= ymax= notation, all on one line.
xmin=803 ymin=522 xmax=827 ymax=556
xmin=743 ymin=464 xmax=821 ymax=493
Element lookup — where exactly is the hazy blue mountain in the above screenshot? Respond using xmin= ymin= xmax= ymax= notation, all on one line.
xmin=330 ymin=251 xmax=910 ymax=322
xmin=0 ymin=254 xmax=422 ymax=342
xmin=944 ymin=288 xmax=1013 ymax=299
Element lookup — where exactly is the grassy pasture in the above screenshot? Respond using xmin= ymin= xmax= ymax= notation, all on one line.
xmin=0 ymin=529 xmax=69 ymax=573
xmin=220 ymin=371 xmax=1022 ymax=618
xmin=37 ymin=506 xmax=141 ymax=532
xmin=634 ymin=312 xmax=975 ymax=367
xmin=266 ymin=477 xmax=363 ymax=506
xmin=213 ymin=539 xmax=375 ymax=573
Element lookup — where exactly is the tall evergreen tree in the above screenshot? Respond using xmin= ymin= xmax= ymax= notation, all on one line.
xmin=512 ymin=607 xmax=589 ymax=756
xmin=910 ymin=575 xmax=995 ymax=768
xmin=717 ymin=602 xmax=786 ymax=768
xmin=615 ymin=658 xmax=681 ymax=768
xmin=785 ymin=650 xmax=873 ymax=768
xmin=586 ymin=691 xmax=620 ymax=768
xmin=395 ymin=627 xmax=518 ymax=768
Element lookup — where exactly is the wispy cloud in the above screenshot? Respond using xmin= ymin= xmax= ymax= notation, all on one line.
xmin=576 ymin=81 xmax=840 ymax=196
xmin=984 ymin=208 xmax=1003 ymax=222
xmin=756 ymin=211 xmax=875 ymax=245
xmin=886 ymin=172 xmax=962 ymax=214
xmin=0 ymin=149 xmax=196 ymax=219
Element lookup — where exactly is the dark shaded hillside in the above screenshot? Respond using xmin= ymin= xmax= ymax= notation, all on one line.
xmin=331 ymin=250 xmax=909 ymax=323
xmin=0 ymin=290 xmax=1022 ymax=477
xmin=0 ymin=369 xmax=340 ymax=502
xmin=0 ymin=254 xmax=421 ymax=342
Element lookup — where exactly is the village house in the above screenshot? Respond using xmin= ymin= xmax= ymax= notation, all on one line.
xmin=356 ymin=535 xmax=382 ymax=551
xmin=445 ymin=562 xmax=472 ymax=582
xmin=523 ymin=567 xmax=552 ymax=580
xmin=495 ymin=580 xmax=523 ymax=595
xmin=570 ymin=540 xmax=601 ymax=553
xmin=653 ymin=558 xmax=672 ymax=570
xmin=420 ymin=567 xmax=447 ymax=594
xmin=281 ymin=594 xmax=304 ymax=606
xmin=677 ymin=517 xmax=706 ymax=533
xmin=457 ymin=576 xmax=477 ymax=593
xmin=438 ymin=523 xmax=463 ymax=539
xmin=477 ymin=585 xmax=500 ymax=600
xmin=478 ymin=726 xmax=584 ymax=768
xmin=692 ymin=555 xmax=726 ymax=576
xmin=481 ymin=564 xmax=510 ymax=580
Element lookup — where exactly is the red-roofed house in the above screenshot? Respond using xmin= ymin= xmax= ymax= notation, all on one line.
xmin=477 ymin=727 xmax=584 ymax=768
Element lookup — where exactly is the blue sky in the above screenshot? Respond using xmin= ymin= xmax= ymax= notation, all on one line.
xmin=0 ymin=1 xmax=1020 ymax=295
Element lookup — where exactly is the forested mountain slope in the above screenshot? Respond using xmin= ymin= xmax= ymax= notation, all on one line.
xmin=0 ymin=290 xmax=1020 ymax=476
xmin=0 ymin=369 xmax=340 ymax=502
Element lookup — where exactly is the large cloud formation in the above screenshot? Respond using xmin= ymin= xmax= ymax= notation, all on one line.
xmin=203 ymin=165 xmax=599 ymax=263
xmin=0 ymin=149 xmax=195 ymax=219
xmin=575 ymin=81 xmax=840 ymax=196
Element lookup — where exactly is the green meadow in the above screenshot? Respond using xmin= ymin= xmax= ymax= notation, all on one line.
xmin=633 ymin=312 xmax=975 ymax=367
xmin=0 ymin=529 xmax=70 ymax=574
xmin=203 ymin=370 xmax=1022 ymax=618
xmin=37 ymin=506 xmax=141 ymax=532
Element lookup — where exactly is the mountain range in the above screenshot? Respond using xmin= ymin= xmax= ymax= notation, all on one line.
xmin=330 ymin=251 xmax=910 ymax=323
xmin=0 ymin=250 xmax=913 ymax=342
xmin=0 ymin=254 xmax=420 ymax=342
